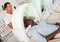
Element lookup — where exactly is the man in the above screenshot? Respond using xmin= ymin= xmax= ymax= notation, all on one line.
xmin=23 ymin=17 xmax=60 ymax=42
xmin=3 ymin=2 xmax=13 ymax=29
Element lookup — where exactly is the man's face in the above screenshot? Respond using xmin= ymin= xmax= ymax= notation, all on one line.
xmin=6 ymin=4 xmax=12 ymax=12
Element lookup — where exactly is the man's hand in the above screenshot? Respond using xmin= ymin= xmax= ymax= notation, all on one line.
xmin=7 ymin=22 xmax=13 ymax=29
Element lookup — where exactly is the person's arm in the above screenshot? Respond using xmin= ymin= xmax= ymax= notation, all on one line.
xmin=4 ymin=16 xmax=13 ymax=29
xmin=46 ymin=28 xmax=60 ymax=41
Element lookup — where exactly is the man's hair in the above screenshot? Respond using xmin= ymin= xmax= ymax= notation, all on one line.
xmin=4 ymin=2 xmax=10 ymax=10
xmin=23 ymin=17 xmax=37 ymax=28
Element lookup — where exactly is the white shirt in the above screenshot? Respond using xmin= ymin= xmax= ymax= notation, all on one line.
xmin=4 ymin=13 xmax=12 ymax=25
xmin=0 ymin=10 xmax=12 ymax=25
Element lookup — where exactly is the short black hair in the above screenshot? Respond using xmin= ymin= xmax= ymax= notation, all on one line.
xmin=4 ymin=2 xmax=10 ymax=10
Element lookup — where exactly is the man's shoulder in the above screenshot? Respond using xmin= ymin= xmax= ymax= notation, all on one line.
xmin=0 ymin=10 xmax=6 ymax=14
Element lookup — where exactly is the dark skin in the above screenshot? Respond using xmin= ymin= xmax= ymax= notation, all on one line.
xmin=46 ymin=27 xmax=60 ymax=41
xmin=23 ymin=17 xmax=60 ymax=41
xmin=23 ymin=17 xmax=37 ymax=28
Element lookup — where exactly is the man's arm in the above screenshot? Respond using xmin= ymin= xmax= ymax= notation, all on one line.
xmin=46 ymin=27 xmax=60 ymax=41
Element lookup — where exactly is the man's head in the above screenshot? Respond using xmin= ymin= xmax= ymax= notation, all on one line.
xmin=4 ymin=2 xmax=12 ymax=14
xmin=23 ymin=17 xmax=37 ymax=28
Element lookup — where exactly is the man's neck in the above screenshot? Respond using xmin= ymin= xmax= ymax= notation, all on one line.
xmin=6 ymin=10 xmax=12 ymax=14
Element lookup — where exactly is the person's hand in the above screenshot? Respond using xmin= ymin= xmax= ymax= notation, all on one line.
xmin=7 ymin=22 xmax=13 ymax=29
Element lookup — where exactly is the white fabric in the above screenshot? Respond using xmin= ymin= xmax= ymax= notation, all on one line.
xmin=0 ymin=11 xmax=6 ymax=19
xmin=2 ymin=10 xmax=12 ymax=25
xmin=4 ymin=13 xmax=12 ymax=25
